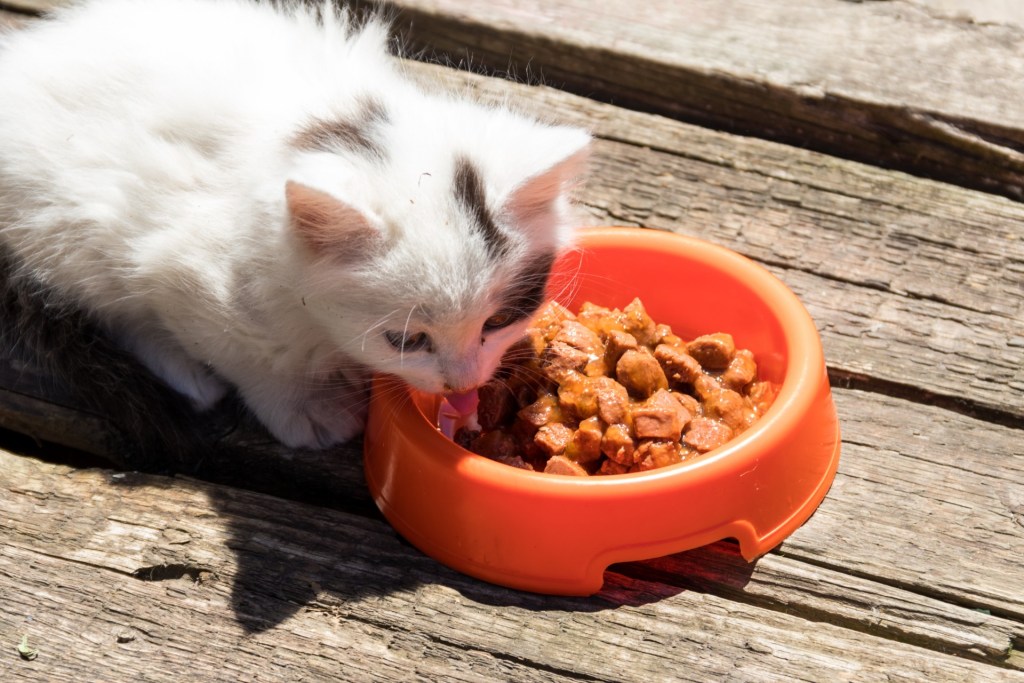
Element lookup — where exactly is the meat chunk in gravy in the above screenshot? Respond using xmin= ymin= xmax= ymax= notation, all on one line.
xmin=455 ymin=298 xmax=777 ymax=475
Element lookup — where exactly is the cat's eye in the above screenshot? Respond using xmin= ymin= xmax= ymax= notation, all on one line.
xmin=385 ymin=330 xmax=433 ymax=353
xmin=483 ymin=310 xmax=516 ymax=331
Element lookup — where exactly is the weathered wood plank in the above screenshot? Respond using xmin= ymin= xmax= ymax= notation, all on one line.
xmin=787 ymin=389 xmax=1024 ymax=625
xmin=3 ymin=450 xmax=1022 ymax=681
xmin=9 ymin=0 xmax=1024 ymax=194
xmin=0 ymin=41 xmax=1020 ymax=624
xmin=11 ymin=0 xmax=1024 ymax=196
xmin=372 ymin=0 xmax=1024 ymax=201
xmin=0 ymin=549 xmax=582 ymax=683
xmin=0 ymin=4 xmax=1020 ymax=681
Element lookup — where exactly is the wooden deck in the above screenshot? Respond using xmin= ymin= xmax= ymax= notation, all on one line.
xmin=1 ymin=1 xmax=1022 ymax=680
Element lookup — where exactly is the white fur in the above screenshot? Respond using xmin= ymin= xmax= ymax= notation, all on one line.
xmin=0 ymin=0 xmax=589 ymax=448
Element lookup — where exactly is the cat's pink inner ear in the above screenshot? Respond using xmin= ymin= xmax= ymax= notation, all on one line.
xmin=505 ymin=147 xmax=589 ymax=222
xmin=285 ymin=180 xmax=379 ymax=257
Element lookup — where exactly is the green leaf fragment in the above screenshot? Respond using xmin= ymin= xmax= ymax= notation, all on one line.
xmin=17 ymin=635 xmax=38 ymax=661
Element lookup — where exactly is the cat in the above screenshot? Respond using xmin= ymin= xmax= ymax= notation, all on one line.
xmin=0 ymin=0 xmax=589 ymax=450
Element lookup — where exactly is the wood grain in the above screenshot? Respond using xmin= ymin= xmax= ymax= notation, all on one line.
xmin=4 ymin=387 xmax=1021 ymax=667
xmin=625 ymin=543 xmax=1023 ymax=666
xmin=4 ymin=320 xmax=1022 ymax=632
xmin=371 ymin=0 xmax=1024 ymax=201
xmin=3 ymin=450 xmax=1022 ymax=681
xmin=784 ymin=389 xmax=1024 ymax=620
xmin=0 ymin=21 xmax=1020 ymax=626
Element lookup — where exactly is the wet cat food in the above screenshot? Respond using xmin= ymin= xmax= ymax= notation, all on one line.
xmin=454 ymin=298 xmax=778 ymax=476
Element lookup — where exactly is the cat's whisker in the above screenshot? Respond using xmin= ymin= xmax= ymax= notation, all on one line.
xmin=354 ymin=308 xmax=401 ymax=353
xmin=397 ymin=305 xmax=417 ymax=368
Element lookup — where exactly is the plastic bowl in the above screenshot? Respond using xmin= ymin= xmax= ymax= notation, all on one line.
xmin=364 ymin=227 xmax=840 ymax=595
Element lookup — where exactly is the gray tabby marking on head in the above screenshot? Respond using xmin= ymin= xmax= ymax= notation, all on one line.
xmin=293 ymin=96 xmax=390 ymax=159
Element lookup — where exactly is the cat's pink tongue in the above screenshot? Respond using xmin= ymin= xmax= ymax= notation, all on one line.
xmin=445 ymin=390 xmax=479 ymax=416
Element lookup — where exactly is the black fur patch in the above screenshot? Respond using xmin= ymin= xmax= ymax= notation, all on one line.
xmin=495 ymin=251 xmax=556 ymax=324
xmin=453 ymin=155 xmax=509 ymax=259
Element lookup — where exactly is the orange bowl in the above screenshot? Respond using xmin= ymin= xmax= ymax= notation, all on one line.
xmin=364 ymin=227 xmax=840 ymax=595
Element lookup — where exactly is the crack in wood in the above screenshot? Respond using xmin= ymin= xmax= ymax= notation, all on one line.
xmin=826 ymin=367 xmax=1024 ymax=431
xmin=775 ymin=547 xmax=1024 ymax=627
xmin=316 ymin=606 xmax=617 ymax=682
xmin=130 ymin=563 xmax=212 ymax=583
xmin=611 ymin=558 xmax=1022 ymax=669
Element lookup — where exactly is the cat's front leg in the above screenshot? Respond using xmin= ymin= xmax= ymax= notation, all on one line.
xmin=233 ymin=366 xmax=371 ymax=449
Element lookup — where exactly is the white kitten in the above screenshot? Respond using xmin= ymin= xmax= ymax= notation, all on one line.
xmin=0 ymin=0 xmax=589 ymax=449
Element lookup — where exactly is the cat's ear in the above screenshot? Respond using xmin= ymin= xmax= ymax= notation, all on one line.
xmin=504 ymin=134 xmax=590 ymax=224
xmin=285 ymin=180 xmax=380 ymax=259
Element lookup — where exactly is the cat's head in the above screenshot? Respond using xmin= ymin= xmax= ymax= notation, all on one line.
xmin=285 ymin=99 xmax=589 ymax=394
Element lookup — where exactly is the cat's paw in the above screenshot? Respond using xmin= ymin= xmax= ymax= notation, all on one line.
xmin=281 ymin=399 xmax=368 ymax=450
xmin=179 ymin=368 xmax=230 ymax=411
xmin=153 ymin=360 xmax=228 ymax=410
xmin=242 ymin=373 xmax=371 ymax=449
